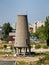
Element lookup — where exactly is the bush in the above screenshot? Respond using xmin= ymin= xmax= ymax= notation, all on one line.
xmin=43 ymin=45 xmax=48 ymax=49
xmin=3 ymin=45 xmax=7 ymax=49
xmin=45 ymin=54 xmax=49 ymax=60
xmin=0 ymin=51 xmax=13 ymax=55
xmin=35 ymin=44 xmax=41 ymax=49
xmin=10 ymin=45 xmax=13 ymax=50
xmin=0 ymin=47 xmax=3 ymax=49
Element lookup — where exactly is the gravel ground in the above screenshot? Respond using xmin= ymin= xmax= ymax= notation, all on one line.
xmin=0 ymin=56 xmax=40 ymax=62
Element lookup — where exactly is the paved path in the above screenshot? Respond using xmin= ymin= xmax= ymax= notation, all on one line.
xmin=0 ymin=61 xmax=16 ymax=65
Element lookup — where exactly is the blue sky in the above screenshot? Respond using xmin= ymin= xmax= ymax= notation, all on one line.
xmin=0 ymin=0 xmax=49 ymax=25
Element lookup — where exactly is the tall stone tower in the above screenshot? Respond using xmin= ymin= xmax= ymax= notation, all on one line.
xmin=14 ymin=15 xmax=30 ymax=55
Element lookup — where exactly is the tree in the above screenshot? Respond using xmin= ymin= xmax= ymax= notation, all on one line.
xmin=30 ymin=25 xmax=45 ymax=41
xmin=30 ymin=16 xmax=49 ymax=46
xmin=36 ymin=25 xmax=45 ymax=41
xmin=2 ymin=22 xmax=12 ymax=35
xmin=2 ymin=35 xmax=9 ymax=42
xmin=2 ymin=22 xmax=13 ymax=42
xmin=32 ymin=25 xmax=45 ymax=41
xmin=44 ymin=16 xmax=49 ymax=46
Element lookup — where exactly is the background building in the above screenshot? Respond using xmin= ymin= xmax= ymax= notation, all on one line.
xmin=0 ymin=26 xmax=3 ymax=43
xmin=33 ymin=21 xmax=44 ymax=33
xmin=29 ymin=24 xmax=33 ymax=33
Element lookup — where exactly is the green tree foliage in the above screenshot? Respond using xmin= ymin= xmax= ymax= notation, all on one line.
xmin=30 ymin=32 xmax=33 ymax=37
xmin=32 ymin=16 xmax=49 ymax=46
xmin=3 ymin=35 xmax=9 ymax=42
xmin=2 ymin=22 xmax=12 ymax=35
xmin=2 ymin=22 xmax=13 ymax=42
xmin=36 ymin=25 xmax=45 ymax=41
xmin=31 ymin=25 xmax=45 ymax=41
xmin=30 ymin=25 xmax=45 ymax=41
xmin=44 ymin=16 xmax=49 ymax=46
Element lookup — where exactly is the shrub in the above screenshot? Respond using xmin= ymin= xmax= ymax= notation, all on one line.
xmin=3 ymin=45 xmax=7 ymax=49
xmin=0 ymin=51 xmax=13 ymax=55
xmin=43 ymin=45 xmax=48 ymax=49
xmin=35 ymin=44 xmax=41 ymax=49
xmin=10 ymin=45 xmax=13 ymax=50
xmin=45 ymin=54 xmax=49 ymax=60
xmin=0 ymin=47 xmax=3 ymax=49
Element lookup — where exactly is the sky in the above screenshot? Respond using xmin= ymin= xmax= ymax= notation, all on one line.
xmin=0 ymin=0 xmax=49 ymax=26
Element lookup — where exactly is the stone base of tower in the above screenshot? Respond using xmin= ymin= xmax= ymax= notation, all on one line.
xmin=14 ymin=47 xmax=31 ymax=56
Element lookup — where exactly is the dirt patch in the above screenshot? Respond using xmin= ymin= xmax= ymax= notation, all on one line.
xmin=0 ymin=56 xmax=39 ymax=62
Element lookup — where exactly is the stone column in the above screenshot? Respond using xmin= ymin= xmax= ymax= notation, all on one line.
xmin=24 ymin=48 xmax=26 ymax=56
xmin=14 ymin=47 xmax=16 ymax=54
xmin=26 ymin=48 xmax=27 ymax=53
xmin=29 ymin=47 xmax=31 ymax=55
xmin=19 ymin=48 xmax=22 ymax=53
xmin=16 ymin=48 xmax=19 ymax=55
